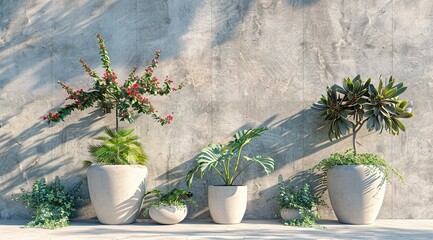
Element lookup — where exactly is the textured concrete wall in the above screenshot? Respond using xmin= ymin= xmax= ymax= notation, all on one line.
xmin=1 ymin=0 xmax=432 ymax=220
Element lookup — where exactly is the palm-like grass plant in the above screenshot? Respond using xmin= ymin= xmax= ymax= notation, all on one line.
xmin=84 ymin=127 xmax=147 ymax=166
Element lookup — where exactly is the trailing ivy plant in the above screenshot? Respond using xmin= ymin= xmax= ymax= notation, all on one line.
xmin=312 ymin=75 xmax=413 ymax=155
xmin=84 ymin=127 xmax=148 ymax=167
xmin=142 ymin=188 xmax=196 ymax=216
xmin=14 ymin=177 xmax=82 ymax=229
xmin=43 ymin=34 xmax=183 ymax=131
xmin=186 ymin=127 xmax=274 ymax=187
xmin=276 ymin=175 xmax=325 ymax=228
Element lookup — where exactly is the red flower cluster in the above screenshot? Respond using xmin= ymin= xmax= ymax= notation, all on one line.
xmin=43 ymin=112 xmax=60 ymax=121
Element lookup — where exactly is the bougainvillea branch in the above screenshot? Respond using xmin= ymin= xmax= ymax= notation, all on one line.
xmin=44 ymin=34 xmax=183 ymax=130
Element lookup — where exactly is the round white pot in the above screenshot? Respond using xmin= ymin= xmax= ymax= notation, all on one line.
xmin=208 ymin=185 xmax=247 ymax=224
xmin=87 ymin=165 xmax=148 ymax=224
xmin=327 ymin=165 xmax=386 ymax=225
xmin=280 ymin=208 xmax=301 ymax=220
xmin=149 ymin=204 xmax=187 ymax=225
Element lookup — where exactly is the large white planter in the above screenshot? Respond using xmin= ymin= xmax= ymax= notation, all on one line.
xmin=149 ymin=204 xmax=187 ymax=225
xmin=208 ymin=185 xmax=247 ymax=224
xmin=87 ymin=165 xmax=148 ymax=224
xmin=327 ymin=165 xmax=386 ymax=225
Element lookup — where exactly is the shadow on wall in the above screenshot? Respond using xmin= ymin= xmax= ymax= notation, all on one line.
xmin=212 ymin=0 xmax=320 ymax=47
xmin=152 ymin=108 xmax=348 ymax=219
xmin=0 ymin=0 xmax=200 ymax=93
xmin=0 ymin=109 xmax=104 ymax=219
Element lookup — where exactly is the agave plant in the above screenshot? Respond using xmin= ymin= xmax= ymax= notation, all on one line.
xmin=312 ymin=75 xmax=413 ymax=154
xmin=84 ymin=127 xmax=147 ymax=166
xmin=186 ymin=127 xmax=274 ymax=187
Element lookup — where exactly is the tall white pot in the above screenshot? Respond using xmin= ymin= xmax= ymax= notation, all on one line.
xmin=327 ymin=165 xmax=386 ymax=225
xmin=208 ymin=185 xmax=247 ymax=224
xmin=87 ymin=165 xmax=148 ymax=224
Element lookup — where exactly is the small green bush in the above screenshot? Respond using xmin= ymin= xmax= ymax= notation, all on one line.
xmin=142 ymin=188 xmax=196 ymax=216
xmin=312 ymin=150 xmax=403 ymax=183
xmin=277 ymin=175 xmax=325 ymax=228
xmin=14 ymin=176 xmax=82 ymax=229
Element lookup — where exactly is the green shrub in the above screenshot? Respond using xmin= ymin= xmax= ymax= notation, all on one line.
xmin=277 ymin=175 xmax=324 ymax=228
xmin=142 ymin=188 xmax=196 ymax=216
xmin=14 ymin=176 xmax=82 ymax=229
xmin=312 ymin=150 xmax=403 ymax=183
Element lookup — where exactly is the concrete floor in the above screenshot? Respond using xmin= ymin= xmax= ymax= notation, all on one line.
xmin=1 ymin=219 xmax=432 ymax=240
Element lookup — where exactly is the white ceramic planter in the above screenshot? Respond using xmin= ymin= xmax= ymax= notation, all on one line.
xmin=87 ymin=165 xmax=148 ymax=224
xmin=327 ymin=165 xmax=386 ymax=225
xmin=208 ymin=185 xmax=247 ymax=224
xmin=280 ymin=208 xmax=301 ymax=220
xmin=149 ymin=204 xmax=187 ymax=225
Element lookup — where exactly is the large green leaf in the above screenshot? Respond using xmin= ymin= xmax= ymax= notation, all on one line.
xmin=243 ymin=156 xmax=275 ymax=175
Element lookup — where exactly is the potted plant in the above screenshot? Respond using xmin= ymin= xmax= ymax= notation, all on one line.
xmin=312 ymin=75 xmax=413 ymax=224
xmin=142 ymin=188 xmax=195 ymax=225
xmin=276 ymin=175 xmax=324 ymax=228
xmin=186 ymin=127 xmax=275 ymax=224
xmin=44 ymin=34 xmax=182 ymax=224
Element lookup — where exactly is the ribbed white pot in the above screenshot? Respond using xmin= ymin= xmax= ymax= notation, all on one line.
xmin=149 ymin=205 xmax=187 ymax=225
xmin=87 ymin=165 xmax=148 ymax=224
xmin=327 ymin=165 xmax=386 ymax=225
xmin=208 ymin=185 xmax=247 ymax=224
xmin=280 ymin=208 xmax=301 ymax=220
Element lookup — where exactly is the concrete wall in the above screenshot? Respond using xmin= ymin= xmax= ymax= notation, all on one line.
xmin=1 ymin=0 xmax=432 ymax=220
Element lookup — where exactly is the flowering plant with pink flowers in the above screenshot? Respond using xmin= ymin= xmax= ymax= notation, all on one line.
xmin=44 ymin=34 xmax=182 ymax=131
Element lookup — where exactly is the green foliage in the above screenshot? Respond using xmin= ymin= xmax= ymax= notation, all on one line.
xmin=85 ymin=127 xmax=147 ymax=166
xmin=312 ymin=75 xmax=413 ymax=154
xmin=142 ymin=188 xmax=196 ymax=216
xmin=44 ymin=34 xmax=182 ymax=126
xmin=312 ymin=150 xmax=403 ymax=183
xmin=277 ymin=175 xmax=324 ymax=228
xmin=14 ymin=177 xmax=82 ymax=229
xmin=186 ymin=127 xmax=275 ymax=186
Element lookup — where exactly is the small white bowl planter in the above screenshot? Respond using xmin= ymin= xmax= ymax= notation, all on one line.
xmin=327 ymin=165 xmax=386 ymax=225
xmin=149 ymin=205 xmax=187 ymax=225
xmin=280 ymin=208 xmax=301 ymax=220
xmin=208 ymin=185 xmax=247 ymax=224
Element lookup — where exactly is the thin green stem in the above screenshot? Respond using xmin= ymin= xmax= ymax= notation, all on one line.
xmin=115 ymin=108 xmax=119 ymax=132
xmin=230 ymin=145 xmax=244 ymax=184
xmin=222 ymin=157 xmax=229 ymax=184
xmin=212 ymin=167 xmax=225 ymax=183
xmin=231 ymin=160 xmax=255 ymax=184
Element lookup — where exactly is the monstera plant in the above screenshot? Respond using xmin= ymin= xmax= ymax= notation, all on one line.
xmin=186 ymin=127 xmax=274 ymax=224
xmin=186 ymin=127 xmax=274 ymax=187
xmin=311 ymin=75 xmax=413 ymax=225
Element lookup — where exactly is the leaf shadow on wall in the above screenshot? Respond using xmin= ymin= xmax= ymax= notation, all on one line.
xmin=151 ymin=108 xmax=349 ymax=219
xmin=0 ymin=108 xmax=104 ymax=219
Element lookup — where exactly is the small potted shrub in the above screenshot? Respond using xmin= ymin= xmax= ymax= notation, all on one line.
xmin=312 ymin=75 xmax=413 ymax=224
xmin=14 ymin=177 xmax=82 ymax=229
xmin=142 ymin=188 xmax=195 ymax=225
xmin=276 ymin=175 xmax=324 ymax=228
xmin=186 ymin=127 xmax=275 ymax=224
xmin=44 ymin=34 xmax=182 ymax=224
